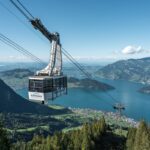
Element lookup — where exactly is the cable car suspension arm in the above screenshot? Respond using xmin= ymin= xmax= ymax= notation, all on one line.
xmin=10 ymin=0 xmax=62 ymax=76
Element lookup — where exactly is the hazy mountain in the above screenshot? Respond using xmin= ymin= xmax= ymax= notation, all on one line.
xmin=96 ymin=57 xmax=150 ymax=84
xmin=0 ymin=69 xmax=34 ymax=90
xmin=0 ymin=69 xmax=114 ymax=91
xmin=0 ymin=68 xmax=34 ymax=78
xmin=68 ymin=77 xmax=114 ymax=90
xmin=0 ymin=79 xmax=69 ymax=114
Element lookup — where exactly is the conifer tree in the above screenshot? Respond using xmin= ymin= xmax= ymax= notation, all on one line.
xmin=51 ymin=132 xmax=62 ymax=150
xmin=45 ymin=135 xmax=52 ymax=150
xmin=134 ymin=121 xmax=150 ymax=150
xmin=99 ymin=116 xmax=106 ymax=133
xmin=80 ymin=123 xmax=91 ymax=150
xmin=140 ymin=121 xmax=150 ymax=150
xmin=73 ymin=130 xmax=82 ymax=149
xmin=81 ymin=131 xmax=91 ymax=150
xmin=0 ymin=121 xmax=10 ymax=150
xmin=126 ymin=128 xmax=136 ymax=150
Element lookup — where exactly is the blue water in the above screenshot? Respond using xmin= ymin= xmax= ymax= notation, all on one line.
xmin=17 ymin=78 xmax=150 ymax=122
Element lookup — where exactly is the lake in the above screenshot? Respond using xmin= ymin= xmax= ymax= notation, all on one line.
xmin=17 ymin=78 xmax=150 ymax=122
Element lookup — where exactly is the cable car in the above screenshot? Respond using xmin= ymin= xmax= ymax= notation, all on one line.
xmin=27 ymin=19 xmax=67 ymax=104
xmin=28 ymin=75 xmax=67 ymax=104
xmin=9 ymin=0 xmax=67 ymax=104
xmin=113 ymin=103 xmax=125 ymax=110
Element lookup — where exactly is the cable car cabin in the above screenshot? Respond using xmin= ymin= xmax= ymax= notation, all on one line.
xmin=28 ymin=76 xmax=67 ymax=104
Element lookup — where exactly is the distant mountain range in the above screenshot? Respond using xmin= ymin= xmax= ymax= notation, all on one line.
xmin=96 ymin=57 xmax=150 ymax=84
xmin=0 ymin=68 xmax=114 ymax=91
xmin=0 ymin=69 xmax=34 ymax=90
xmin=68 ymin=77 xmax=114 ymax=90
xmin=0 ymin=79 xmax=69 ymax=114
xmin=0 ymin=68 xmax=33 ymax=78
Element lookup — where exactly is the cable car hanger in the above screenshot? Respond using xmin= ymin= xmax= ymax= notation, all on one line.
xmin=10 ymin=0 xmax=62 ymax=76
xmin=10 ymin=0 xmax=67 ymax=104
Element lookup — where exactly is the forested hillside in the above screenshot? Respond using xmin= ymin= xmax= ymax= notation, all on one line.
xmin=0 ymin=117 xmax=150 ymax=150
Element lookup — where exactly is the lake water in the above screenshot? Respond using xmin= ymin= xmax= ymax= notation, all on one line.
xmin=17 ymin=78 xmax=150 ymax=122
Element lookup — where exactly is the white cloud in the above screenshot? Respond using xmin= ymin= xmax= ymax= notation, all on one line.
xmin=122 ymin=45 xmax=149 ymax=54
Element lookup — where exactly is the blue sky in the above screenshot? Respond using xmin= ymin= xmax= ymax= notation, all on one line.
xmin=0 ymin=0 xmax=150 ymax=64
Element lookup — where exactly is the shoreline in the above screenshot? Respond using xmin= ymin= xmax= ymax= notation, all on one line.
xmin=69 ymin=107 xmax=138 ymax=127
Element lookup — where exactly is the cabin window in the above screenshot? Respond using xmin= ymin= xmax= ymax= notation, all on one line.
xmin=29 ymin=79 xmax=44 ymax=92
xmin=29 ymin=76 xmax=67 ymax=94
xmin=43 ymin=79 xmax=53 ymax=92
